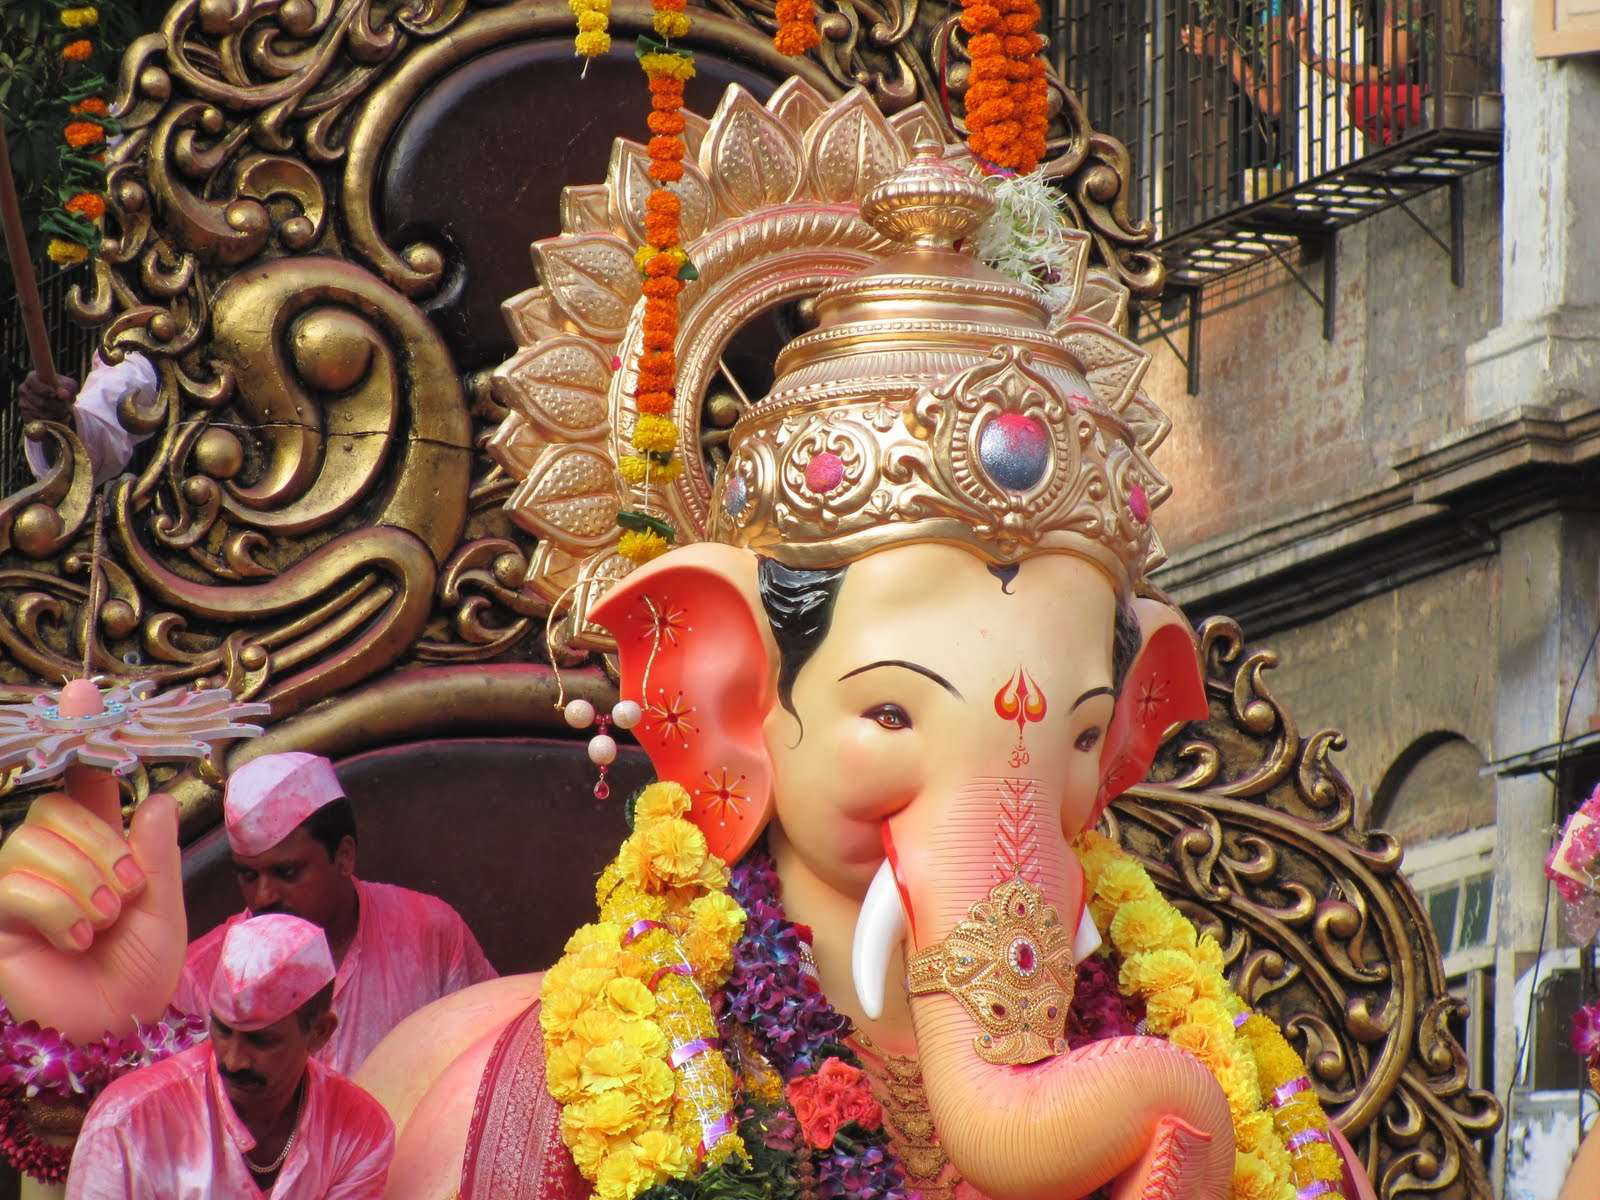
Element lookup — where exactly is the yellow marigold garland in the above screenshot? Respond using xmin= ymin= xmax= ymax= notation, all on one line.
xmin=1076 ymin=830 xmax=1347 ymax=1200
xmin=570 ymin=0 xmax=610 ymax=58
xmin=1238 ymin=1015 xmax=1347 ymax=1193
xmin=542 ymin=782 xmax=748 ymax=1199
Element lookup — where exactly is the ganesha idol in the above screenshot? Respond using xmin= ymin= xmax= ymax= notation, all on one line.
xmin=349 ymin=134 xmax=1380 ymax=1200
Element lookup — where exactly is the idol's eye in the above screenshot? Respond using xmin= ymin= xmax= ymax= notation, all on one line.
xmin=864 ymin=703 xmax=912 ymax=731
xmin=1074 ymin=727 xmax=1103 ymax=753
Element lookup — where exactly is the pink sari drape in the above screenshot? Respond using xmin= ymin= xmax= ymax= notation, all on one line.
xmin=459 ymin=1000 xmax=587 ymax=1200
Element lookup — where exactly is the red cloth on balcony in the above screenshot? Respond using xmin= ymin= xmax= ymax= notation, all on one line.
xmin=1348 ymin=83 xmax=1428 ymax=146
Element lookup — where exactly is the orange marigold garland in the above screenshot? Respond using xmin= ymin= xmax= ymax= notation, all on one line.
xmin=960 ymin=0 xmax=1048 ymax=173
xmin=574 ymin=0 xmax=817 ymax=567
xmin=611 ymin=42 xmax=697 ymax=565
xmin=773 ymin=0 xmax=820 ymax=56
xmin=45 ymin=0 xmax=116 ymax=266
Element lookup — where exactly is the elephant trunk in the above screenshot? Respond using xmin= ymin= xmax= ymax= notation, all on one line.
xmin=910 ymin=1002 xmax=1236 ymax=1199
xmin=887 ymin=780 xmax=1236 ymax=1200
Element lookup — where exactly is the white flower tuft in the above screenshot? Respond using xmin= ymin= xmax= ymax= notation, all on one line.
xmin=970 ymin=168 xmax=1079 ymax=313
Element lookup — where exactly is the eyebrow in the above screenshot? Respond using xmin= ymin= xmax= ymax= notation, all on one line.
xmin=1071 ymin=686 xmax=1115 ymax=711
xmin=839 ymin=660 xmax=965 ymax=700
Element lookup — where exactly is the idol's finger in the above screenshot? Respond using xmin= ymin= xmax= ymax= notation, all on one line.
xmin=0 ymin=871 xmax=96 ymax=952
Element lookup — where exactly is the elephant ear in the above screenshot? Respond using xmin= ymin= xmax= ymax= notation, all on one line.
xmin=1093 ymin=598 xmax=1209 ymax=821
xmin=589 ymin=543 xmax=778 ymax=863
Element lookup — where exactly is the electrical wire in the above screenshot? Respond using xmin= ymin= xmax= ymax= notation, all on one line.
xmin=1499 ymin=608 xmax=1600 ymax=1194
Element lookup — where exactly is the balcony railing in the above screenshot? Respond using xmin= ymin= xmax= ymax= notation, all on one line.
xmin=1051 ymin=0 xmax=1502 ymax=288
xmin=0 ymin=264 xmax=99 ymax=496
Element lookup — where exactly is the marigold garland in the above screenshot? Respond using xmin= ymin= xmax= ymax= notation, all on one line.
xmin=1076 ymin=830 xmax=1347 ymax=1200
xmin=959 ymin=0 xmax=1048 ymax=172
xmin=773 ymin=0 xmax=820 ymax=56
xmin=542 ymin=782 xmax=747 ymax=1199
xmin=45 ymin=0 xmax=115 ymax=266
xmin=570 ymin=0 xmax=611 ymax=58
xmin=1238 ymin=1015 xmax=1347 ymax=1194
xmin=600 ymin=41 xmax=698 ymax=566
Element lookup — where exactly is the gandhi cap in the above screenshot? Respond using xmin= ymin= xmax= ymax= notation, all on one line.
xmin=207 ymin=913 xmax=335 ymax=1031
xmin=224 ymin=752 xmax=345 ymax=857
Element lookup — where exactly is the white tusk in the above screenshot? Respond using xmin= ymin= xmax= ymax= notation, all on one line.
xmin=1073 ymin=907 xmax=1102 ymax=963
xmin=852 ymin=858 xmax=908 ymax=1021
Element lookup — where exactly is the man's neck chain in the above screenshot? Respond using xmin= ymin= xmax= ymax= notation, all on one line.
xmin=245 ymin=1082 xmax=304 ymax=1176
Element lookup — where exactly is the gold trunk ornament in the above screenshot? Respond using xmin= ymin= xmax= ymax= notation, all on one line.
xmin=906 ymin=874 xmax=1077 ymax=1066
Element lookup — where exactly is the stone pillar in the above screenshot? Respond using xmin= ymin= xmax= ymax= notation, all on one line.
xmin=1464 ymin=4 xmax=1600 ymax=418
xmin=1492 ymin=513 xmax=1600 ymax=1190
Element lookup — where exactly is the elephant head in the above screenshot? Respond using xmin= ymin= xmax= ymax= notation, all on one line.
xmin=585 ymin=146 xmax=1237 ymax=1200
xmin=590 ymin=540 xmax=1236 ymax=1198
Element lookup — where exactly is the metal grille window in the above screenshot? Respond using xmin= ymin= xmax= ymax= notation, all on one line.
xmin=1054 ymin=0 xmax=1502 ymax=289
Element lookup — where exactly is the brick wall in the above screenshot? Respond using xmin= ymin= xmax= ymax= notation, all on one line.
xmin=1146 ymin=167 xmax=1504 ymax=558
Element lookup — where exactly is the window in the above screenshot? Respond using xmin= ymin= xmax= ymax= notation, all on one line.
xmin=1404 ymin=827 xmax=1495 ymax=1091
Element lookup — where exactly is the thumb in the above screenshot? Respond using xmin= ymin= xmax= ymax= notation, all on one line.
xmin=126 ymin=793 xmax=186 ymax=927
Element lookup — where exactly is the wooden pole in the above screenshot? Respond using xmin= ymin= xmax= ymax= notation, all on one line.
xmin=0 ymin=115 xmax=57 ymax=389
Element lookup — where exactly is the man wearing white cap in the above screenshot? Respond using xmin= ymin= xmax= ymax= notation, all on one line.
xmin=68 ymin=913 xmax=395 ymax=1197
xmin=171 ymin=752 xmax=496 ymax=1076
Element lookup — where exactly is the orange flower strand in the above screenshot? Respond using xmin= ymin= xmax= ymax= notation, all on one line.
xmin=62 ymin=39 xmax=92 ymax=61
xmin=773 ymin=0 xmax=820 ymax=55
xmin=69 ymin=97 xmax=108 ymax=116
xmin=65 ymin=192 xmax=106 ymax=220
xmin=64 ymin=121 xmax=105 ymax=149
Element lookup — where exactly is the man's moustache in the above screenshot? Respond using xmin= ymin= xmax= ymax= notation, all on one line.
xmin=220 ymin=1069 xmax=266 ymax=1088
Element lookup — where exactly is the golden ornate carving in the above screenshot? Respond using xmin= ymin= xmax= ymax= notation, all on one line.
xmin=1115 ymin=617 xmax=1500 ymax=1200
xmin=907 ymin=874 xmax=1076 ymax=1065
xmin=494 ymin=83 xmax=1165 ymax=642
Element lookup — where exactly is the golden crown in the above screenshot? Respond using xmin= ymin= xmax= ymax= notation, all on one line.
xmin=705 ymin=144 xmax=1169 ymax=591
xmin=487 ymin=81 xmax=1172 ymax=646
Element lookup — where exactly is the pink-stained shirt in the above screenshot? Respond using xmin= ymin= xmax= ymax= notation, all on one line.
xmin=66 ymin=1041 xmax=394 ymax=1200
xmin=173 ymin=879 xmax=497 ymax=1078
xmin=24 ymin=353 xmax=158 ymax=486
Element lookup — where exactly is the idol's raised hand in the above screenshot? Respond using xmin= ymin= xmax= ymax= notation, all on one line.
xmin=0 ymin=789 xmax=187 ymax=1043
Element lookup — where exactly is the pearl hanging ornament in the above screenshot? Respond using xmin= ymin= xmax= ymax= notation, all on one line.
xmin=589 ymin=713 xmax=615 ymax=800
xmin=611 ymin=699 xmax=642 ymax=730
xmin=564 ymin=699 xmax=596 ymax=729
xmin=588 ymin=733 xmax=617 ymax=766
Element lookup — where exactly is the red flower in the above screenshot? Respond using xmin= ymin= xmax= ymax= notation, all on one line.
xmin=786 ymin=1057 xmax=883 ymax=1150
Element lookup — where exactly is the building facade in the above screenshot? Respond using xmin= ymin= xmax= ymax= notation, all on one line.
xmin=1063 ymin=1 xmax=1600 ymax=1193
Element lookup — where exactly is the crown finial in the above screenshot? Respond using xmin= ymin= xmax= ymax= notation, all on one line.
xmin=859 ymin=139 xmax=995 ymax=250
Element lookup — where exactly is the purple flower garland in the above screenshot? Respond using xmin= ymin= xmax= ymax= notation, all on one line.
xmin=0 ymin=998 xmax=206 ymax=1102
xmin=724 ymin=849 xmax=907 ymax=1199
xmin=724 ymin=850 xmax=850 ymax=1075
xmin=0 ymin=998 xmax=207 ymax=1184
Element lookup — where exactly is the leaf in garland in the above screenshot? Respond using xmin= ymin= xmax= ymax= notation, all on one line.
xmin=616 ymin=509 xmax=676 ymax=541
xmin=39 ymin=209 xmax=100 ymax=249
xmin=60 ymin=75 xmax=109 ymax=102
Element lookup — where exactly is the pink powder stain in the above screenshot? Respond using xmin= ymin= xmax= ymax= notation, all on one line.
xmin=804 ymin=451 xmax=846 ymax=494
xmin=1128 ymin=483 xmax=1150 ymax=524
